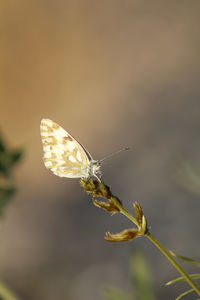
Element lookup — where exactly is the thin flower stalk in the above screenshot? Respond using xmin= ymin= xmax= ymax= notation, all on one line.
xmin=80 ymin=178 xmax=200 ymax=297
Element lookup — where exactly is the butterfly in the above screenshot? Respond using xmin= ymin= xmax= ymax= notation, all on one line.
xmin=40 ymin=119 xmax=102 ymax=180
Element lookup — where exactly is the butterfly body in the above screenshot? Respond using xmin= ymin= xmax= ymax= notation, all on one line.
xmin=40 ymin=119 xmax=102 ymax=180
xmin=85 ymin=159 xmax=101 ymax=178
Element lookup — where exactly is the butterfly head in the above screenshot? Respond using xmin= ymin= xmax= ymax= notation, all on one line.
xmin=89 ymin=160 xmax=102 ymax=180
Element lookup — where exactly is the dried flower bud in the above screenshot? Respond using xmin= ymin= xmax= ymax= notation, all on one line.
xmin=80 ymin=178 xmax=122 ymax=214
xmin=80 ymin=178 xmax=149 ymax=241
xmin=80 ymin=178 xmax=102 ymax=196
xmin=140 ymin=215 xmax=148 ymax=234
xmin=133 ymin=202 xmax=148 ymax=234
xmin=92 ymin=199 xmax=120 ymax=214
xmin=105 ymin=228 xmax=139 ymax=242
xmin=134 ymin=202 xmax=144 ymax=226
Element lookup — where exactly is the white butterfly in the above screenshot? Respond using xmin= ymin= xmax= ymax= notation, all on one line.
xmin=40 ymin=119 xmax=102 ymax=180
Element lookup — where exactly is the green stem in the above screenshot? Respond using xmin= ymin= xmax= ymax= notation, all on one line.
xmin=116 ymin=204 xmax=200 ymax=296
xmin=0 ymin=281 xmax=21 ymax=300
xmin=117 ymin=204 xmax=139 ymax=228
xmin=146 ymin=233 xmax=200 ymax=296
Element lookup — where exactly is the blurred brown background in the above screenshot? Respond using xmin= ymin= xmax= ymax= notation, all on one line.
xmin=1 ymin=1 xmax=200 ymax=299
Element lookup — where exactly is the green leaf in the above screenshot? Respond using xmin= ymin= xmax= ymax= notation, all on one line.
xmin=105 ymin=286 xmax=133 ymax=300
xmin=0 ymin=148 xmax=24 ymax=178
xmin=0 ymin=280 xmax=21 ymax=300
xmin=10 ymin=149 xmax=24 ymax=165
xmin=0 ymin=136 xmax=7 ymax=153
xmin=0 ymin=152 xmax=12 ymax=177
xmin=130 ymin=252 xmax=156 ymax=300
xmin=175 ymin=288 xmax=194 ymax=300
xmin=170 ymin=251 xmax=200 ymax=267
xmin=0 ymin=133 xmax=24 ymax=178
xmin=175 ymin=161 xmax=200 ymax=196
xmin=0 ymin=186 xmax=16 ymax=216
xmin=0 ymin=133 xmax=23 ymax=215
xmin=166 ymin=274 xmax=200 ymax=286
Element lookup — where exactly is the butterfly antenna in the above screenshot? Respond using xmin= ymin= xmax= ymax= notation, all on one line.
xmin=99 ymin=147 xmax=130 ymax=163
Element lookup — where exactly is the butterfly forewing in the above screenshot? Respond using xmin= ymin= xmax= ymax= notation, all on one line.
xmin=40 ymin=119 xmax=92 ymax=178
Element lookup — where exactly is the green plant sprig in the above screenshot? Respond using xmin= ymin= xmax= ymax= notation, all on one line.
xmin=80 ymin=178 xmax=200 ymax=297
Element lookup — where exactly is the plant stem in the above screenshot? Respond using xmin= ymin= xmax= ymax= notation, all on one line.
xmin=0 ymin=281 xmax=21 ymax=300
xmin=146 ymin=233 xmax=200 ymax=296
xmin=118 ymin=205 xmax=139 ymax=228
xmin=116 ymin=204 xmax=200 ymax=296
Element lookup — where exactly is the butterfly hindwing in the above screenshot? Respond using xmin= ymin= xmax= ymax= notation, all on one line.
xmin=40 ymin=119 xmax=91 ymax=178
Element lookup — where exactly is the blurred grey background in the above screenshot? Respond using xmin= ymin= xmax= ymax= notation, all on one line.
xmin=1 ymin=0 xmax=200 ymax=299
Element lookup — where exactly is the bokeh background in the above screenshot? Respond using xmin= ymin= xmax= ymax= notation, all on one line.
xmin=1 ymin=1 xmax=200 ymax=299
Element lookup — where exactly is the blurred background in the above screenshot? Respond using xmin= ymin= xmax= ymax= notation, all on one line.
xmin=1 ymin=0 xmax=200 ymax=299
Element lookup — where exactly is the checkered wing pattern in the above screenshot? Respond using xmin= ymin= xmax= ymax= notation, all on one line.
xmin=40 ymin=119 xmax=93 ymax=178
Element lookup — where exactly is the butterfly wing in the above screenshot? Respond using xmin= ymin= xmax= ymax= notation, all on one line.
xmin=40 ymin=119 xmax=93 ymax=178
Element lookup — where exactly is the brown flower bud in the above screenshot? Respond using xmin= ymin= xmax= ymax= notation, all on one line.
xmin=92 ymin=199 xmax=120 ymax=214
xmin=134 ymin=202 xmax=144 ymax=226
xmin=105 ymin=228 xmax=139 ymax=242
